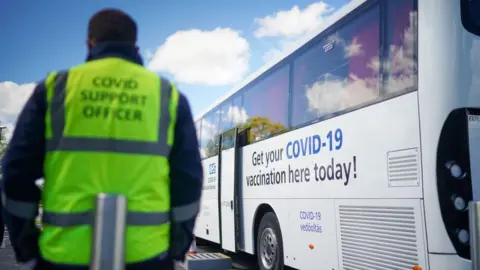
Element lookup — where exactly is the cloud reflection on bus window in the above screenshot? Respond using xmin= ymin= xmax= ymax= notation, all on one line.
xmin=294 ymin=0 xmax=417 ymax=125
xmin=199 ymin=105 xmax=249 ymax=158
xmin=197 ymin=0 xmax=419 ymax=156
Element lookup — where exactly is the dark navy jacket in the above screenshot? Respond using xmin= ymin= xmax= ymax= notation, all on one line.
xmin=1 ymin=43 xmax=203 ymax=269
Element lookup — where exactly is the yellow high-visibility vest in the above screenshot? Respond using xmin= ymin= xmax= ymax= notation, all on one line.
xmin=39 ymin=57 xmax=179 ymax=265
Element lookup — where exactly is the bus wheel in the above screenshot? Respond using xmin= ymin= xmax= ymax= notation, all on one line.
xmin=256 ymin=212 xmax=284 ymax=270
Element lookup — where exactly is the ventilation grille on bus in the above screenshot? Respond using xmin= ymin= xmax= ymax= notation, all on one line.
xmin=338 ymin=205 xmax=419 ymax=270
xmin=387 ymin=148 xmax=420 ymax=187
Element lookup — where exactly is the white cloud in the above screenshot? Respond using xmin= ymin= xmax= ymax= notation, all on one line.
xmin=199 ymin=119 xmax=217 ymax=142
xmin=218 ymin=105 xmax=249 ymax=126
xmin=328 ymin=33 xmax=364 ymax=58
xmin=305 ymin=11 xmax=417 ymax=117
xmin=254 ymin=1 xmax=337 ymax=63
xmin=200 ymin=148 xmax=206 ymax=159
xmin=142 ymin=48 xmax=155 ymax=62
xmin=0 ymin=81 xmax=36 ymax=141
xmin=383 ymin=11 xmax=417 ymax=94
xmin=262 ymin=39 xmax=300 ymax=63
xmin=147 ymin=28 xmax=250 ymax=86
xmin=305 ymin=73 xmax=380 ymax=116
xmin=227 ymin=106 xmax=248 ymax=125
xmin=198 ymin=119 xmax=217 ymax=158
xmin=254 ymin=1 xmax=334 ymax=39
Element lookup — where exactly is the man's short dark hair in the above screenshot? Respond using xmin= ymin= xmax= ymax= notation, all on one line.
xmin=88 ymin=8 xmax=137 ymax=45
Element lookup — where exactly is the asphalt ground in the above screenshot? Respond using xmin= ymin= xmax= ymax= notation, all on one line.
xmin=0 ymin=235 xmax=247 ymax=270
xmin=0 ymin=234 xmax=26 ymax=270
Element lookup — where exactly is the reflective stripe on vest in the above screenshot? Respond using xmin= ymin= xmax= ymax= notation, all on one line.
xmin=3 ymin=190 xmax=198 ymax=224
xmin=41 ymin=200 xmax=199 ymax=226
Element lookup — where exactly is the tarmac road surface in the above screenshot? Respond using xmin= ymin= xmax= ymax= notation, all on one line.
xmin=0 ymin=235 xmax=245 ymax=270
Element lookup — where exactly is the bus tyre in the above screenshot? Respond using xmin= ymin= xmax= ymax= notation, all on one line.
xmin=256 ymin=212 xmax=284 ymax=270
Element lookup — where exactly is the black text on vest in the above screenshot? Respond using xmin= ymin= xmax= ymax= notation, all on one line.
xmin=78 ymin=77 xmax=148 ymax=122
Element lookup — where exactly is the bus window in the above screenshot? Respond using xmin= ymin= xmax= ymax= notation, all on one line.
xmin=292 ymin=4 xmax=381 ymax=127
xmin=243 ymin=65 xmax=289 ymax=142
xmin=195 ymin=120 xmax=202 ymax=149
xmin=384 ymin=0 xmax=418 ymax=94
xmin=461 ymin=0 xmax=480 ymax=36
xmin=219 ymin=99 xmax=234 ymax=132
xmin=231 ymin=94 xmax=246 ymax=127
xmin=221 ymin=129 xmax=236 ymax=150
xmin=201 ymin=109 xmax=220 ymax=158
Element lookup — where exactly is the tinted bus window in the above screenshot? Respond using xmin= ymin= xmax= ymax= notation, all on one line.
xmin=201 ymin=109 xmax=220 ymax=158
xmin=461 ymin=0 xmax=480 ymax=36
xmin=384 ymin=0 xmax=418 ymax=94
xmin=243 ymin=65 xmax=290 ymax=142
xmin=220 ymin=95 xmax=245 ymax=149
xmin=195 ymin=120 xmax=202 ymax=147
xmin=292 ymin=5 xmax=381 ymax=127
xmin=231 ymin=94 xmax=246 ymax=126
xmin=219 ymin=99 xmax=233 ymax=132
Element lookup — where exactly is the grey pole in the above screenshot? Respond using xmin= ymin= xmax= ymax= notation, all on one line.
xmin=90 ymin=194 xmax=127 ymax=270
xmin=469 ymin=201 xmax=480 ymax=270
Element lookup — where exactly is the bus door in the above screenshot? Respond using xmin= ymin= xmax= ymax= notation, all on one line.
xmin=218 ymin=127 xmax=247 ymax=252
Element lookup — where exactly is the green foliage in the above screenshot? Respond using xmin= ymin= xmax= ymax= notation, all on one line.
xmin=205 ymin=139 xmax=219 ymax=157
xmin=203 ymin=116 xmax=287 ymax=157
xmin=239 ymin=116 xmax=286 ymax=143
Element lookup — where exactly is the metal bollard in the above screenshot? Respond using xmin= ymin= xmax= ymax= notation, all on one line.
xmin=469 ymin=201 xmax=480 ymax=270
xmin=90 ymin=194 xmax=127 ymax=270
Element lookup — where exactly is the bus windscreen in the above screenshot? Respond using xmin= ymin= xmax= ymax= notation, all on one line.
xmin=462 ymin=0 xmax=480 ymax=36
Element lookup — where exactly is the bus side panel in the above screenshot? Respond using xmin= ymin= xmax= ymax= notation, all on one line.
xmin=240 ymin=92 xmax=424 ymax=268
xmin=240 ymin=198 xmax=428 ymax=270
xmin=241 ymin=198 xmax=339 ymax=270
xmin=419 ymin=0 xmax=480 ymax=257
xmin=238 ymin=198 xmax=255 ymax=255
xmin=334 ymin=198 xmax=428 ymax=270
xmin=428 ymin=254 xmax=471 ymax=270
xmin=241 ymin=92 xmax=422 ymax=200
xmin=195 ymin=156 xmax=220 ymax=244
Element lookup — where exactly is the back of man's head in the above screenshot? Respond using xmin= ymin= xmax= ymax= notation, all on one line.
xmin=87 ymin=8 xmax=137 ymax=47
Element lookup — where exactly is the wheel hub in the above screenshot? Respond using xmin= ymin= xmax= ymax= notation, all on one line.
xmin=260 ymin=228 xmax=278 ymax=269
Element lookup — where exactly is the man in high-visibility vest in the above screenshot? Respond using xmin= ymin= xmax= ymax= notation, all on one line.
xmin=1 ymin=8 xmax=203 ymax=270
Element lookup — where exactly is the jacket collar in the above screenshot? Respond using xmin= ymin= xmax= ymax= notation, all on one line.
xmin=85 ymin=42 xmax=144 ymax=66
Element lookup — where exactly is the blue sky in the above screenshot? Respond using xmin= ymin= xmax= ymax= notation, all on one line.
xmin=0 ymin=0 xmax=350 ymax=134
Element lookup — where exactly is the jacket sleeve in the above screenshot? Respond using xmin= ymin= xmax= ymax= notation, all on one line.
xmin=168 ymin=91 xmax=203 ymax=261
xmin=1 ymin=81 xmax=46 ymax=262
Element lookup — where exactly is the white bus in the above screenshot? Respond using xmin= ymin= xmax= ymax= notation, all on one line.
xmin=193 ymin=0 xmax=480 ymax=269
